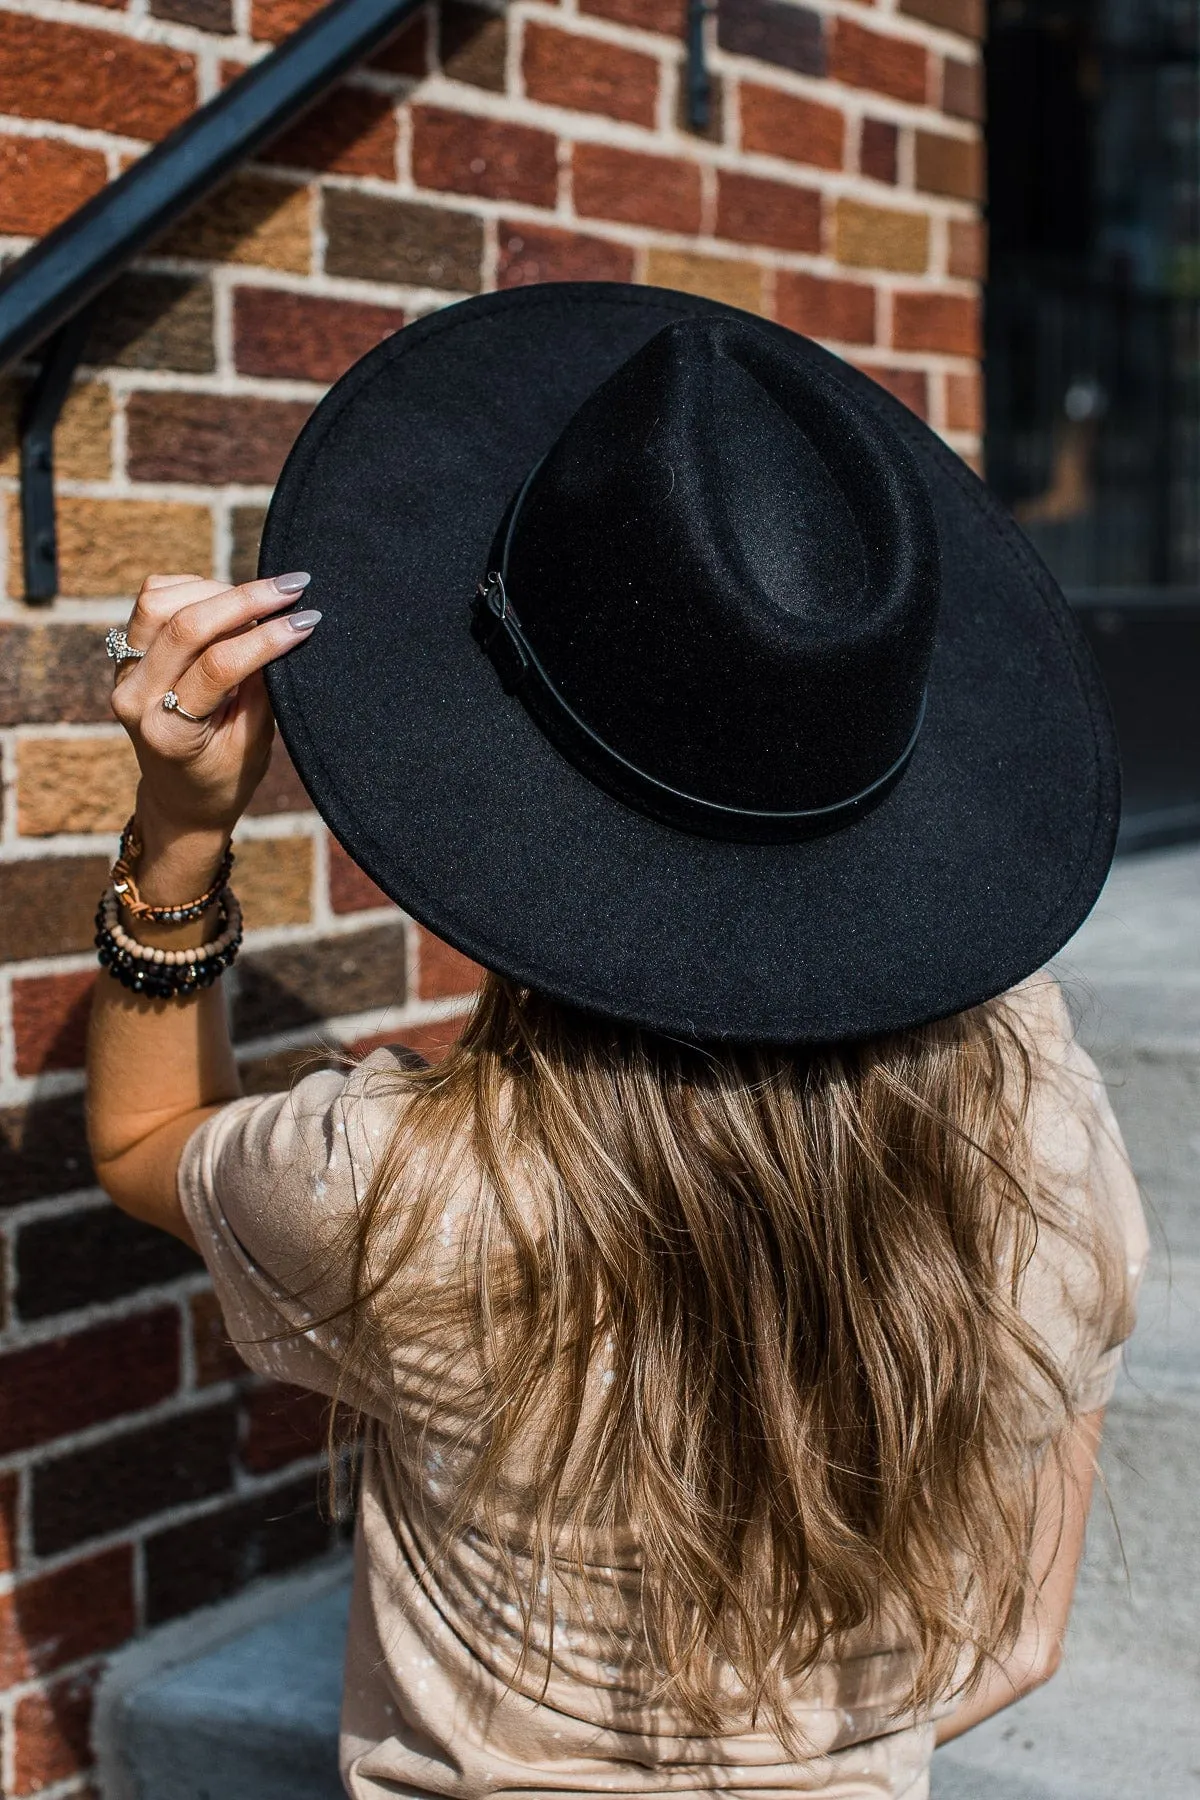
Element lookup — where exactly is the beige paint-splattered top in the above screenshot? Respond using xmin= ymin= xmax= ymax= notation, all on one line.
xmin=178 ymin=975 xmax=1148 ymax=1800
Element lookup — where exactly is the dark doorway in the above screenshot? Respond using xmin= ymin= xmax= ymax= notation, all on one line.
xmin=985 ymin=0 xmax=1200 ymax=849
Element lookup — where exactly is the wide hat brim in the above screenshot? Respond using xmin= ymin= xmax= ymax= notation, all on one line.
xmin=262 ymin=283 xmax=1119 ymax=1044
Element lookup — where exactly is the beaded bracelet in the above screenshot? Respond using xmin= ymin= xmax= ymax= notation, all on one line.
xmin=110 ymin=815 xmax=235 ymax=924
xmin=96 ymin=884 xmax=243 ymax=999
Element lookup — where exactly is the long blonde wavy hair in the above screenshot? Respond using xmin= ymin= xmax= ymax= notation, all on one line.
xmin=319 ymin=974 xmax=1113 ymax=1740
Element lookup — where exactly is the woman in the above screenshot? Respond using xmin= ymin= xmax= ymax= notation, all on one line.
xmin=88 ymin=289 xmax=1147 ymax=1799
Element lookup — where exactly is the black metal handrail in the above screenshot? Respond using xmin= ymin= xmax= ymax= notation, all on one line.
xmin=0 ymin=0 xmax=427 ymax=599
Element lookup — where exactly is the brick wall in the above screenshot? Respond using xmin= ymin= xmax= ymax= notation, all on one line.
xmin=0 ymin=0 xmax=984 ymax=1788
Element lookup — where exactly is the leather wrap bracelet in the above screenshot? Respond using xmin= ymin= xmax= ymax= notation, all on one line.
xmin=110 ymin=815 xmax=235 ymax=923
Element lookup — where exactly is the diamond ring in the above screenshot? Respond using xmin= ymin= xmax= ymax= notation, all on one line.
xmin=105 ymin=627 xmax=146 ymax=668
xmin=161 ymin=690 xmax=212 ymax=723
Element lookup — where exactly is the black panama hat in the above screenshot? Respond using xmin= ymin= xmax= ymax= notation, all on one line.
xmin=261 ymin=283 xmax=1120 ymax=1044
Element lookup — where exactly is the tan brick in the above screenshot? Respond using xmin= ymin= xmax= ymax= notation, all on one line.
xmin=10 ymin=498 xmax=214 ymax=600
xmin=739 ymin=82 xmax=844 ymax=171
xmin=323 ymin=191 xmax=483 ymax=291
xmin=160 ymin=174 xmax=313 ymax=274
xmin=230 ymin=505 xmax=268 ymax=586
xmin=0 ymin=379 xmax=112 ymax=482
xmin=235 ymin=834 xmax=313 ymax=930
xmin=914 ymin=127 xmax=983 ymax=200
xmin=644 ymin=249 xmax=765 ymax=315
xmin=948 ymin=215 xmax=986 ymax=280
xmin=440 ymin=1 xmax=508 ymax=91
xmin=17 ymin=737 xmax=138 ymax=837
xmin=834 ymin=198 xmax=930 ymax=273
xmin=945 ymin=368 xmax=983 ymax=434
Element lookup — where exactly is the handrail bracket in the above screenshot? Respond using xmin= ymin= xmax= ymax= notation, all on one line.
xmin=19 ymin=307 xmax=92 ymax=604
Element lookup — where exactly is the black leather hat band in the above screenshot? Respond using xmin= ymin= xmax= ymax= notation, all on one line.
xmin=470 ymin=568 xmax=926 ymax=844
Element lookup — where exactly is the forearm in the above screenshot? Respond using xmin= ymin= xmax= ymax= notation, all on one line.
xmin=86 ymin=812 xmax=243 ymax=1237
xmin=933 ymin=1628 xmax=1058 ymax=1745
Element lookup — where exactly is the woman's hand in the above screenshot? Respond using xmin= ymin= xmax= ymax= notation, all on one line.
xmin=109 ymin=570 xmax=319 ymax=883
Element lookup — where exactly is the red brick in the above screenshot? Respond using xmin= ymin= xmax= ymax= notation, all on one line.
xmin=240 ymin=1382 xmax=327 ymax=1473
xmin=739 ymin=82 xmax=844 ymax=171
xmin=372 ymin=11 xmax=428 ymax=76
xmin=0 ymin=1093 xmax=93 ymax=1210
xmin=33 ymin=1405 xmax=236 ymax=1556
xmin=0 ymin=1471 xmax=17 ymax=1573
xmin=716 ymin=171 xmax=822 ymax=253
xmin=945 ymin=368 xmax=983 ymax=433
xmin=857 ymin=362 xmax=929 ymax=419
xmin=328 ymin=836 xmax=390 ymax=913
xmin=144 ymin=1475 xmax=330 ymax=1624
xmin=16 ymin=1205 xmax=199 ymax=1323
xmin=191 ymin=1289 xmax=247 ymax=1386
xmin=0 ymin=1311 xmax=179 ymax=1457
xmin=899 ymin=0 xmax=983 ymax=40
xmin=248 ymin=738 xmax=312 ymax=814
xmin=412 ymin=106 xmax=558 ymax=207
xmin=914 ymin=127 xmax=983 ymax=200
xmin=0 ymin=135 xmax=107 ymax=237
xmin=416 ymin=927 xmax=483 ymax=1001
xmin=523 ymin=22 xmax=659 ymax=128
xmin=943 ymin=55 xmax=984 ymax=121
xmin=776 ymin=271 xmax=876 ymax=345
xmin=572 ymin=143 xmax=702 ymax=233
xmin=498 ymin=219 xmax=634 ymax=288
xmin=351 ymin=1018 xmax=466 ymax=1065
xmin=0 ymin=15 xmax=196 ymax=139
xmin=251 ymin=0 xmax=323 ymax=39
xmin=126 ymin=393 xmax=312 ymax=486
xmin=234 ymin=289 xmax=405 ymax=383
xmin=581 ymin=0 xmax=684 ymax=31
xmin=12 ymin=970 xmax=95 ymax=1078
xmin=11 ymin=1666 xmax=99 ymax=1797
xmin=830 ymin=19 xmax=928 ymax=105
xmin=892 ymin=289 xmax=980 ymax=355
xmin=860 ymin=116 xmax=899 ymax=184
xmin=948 ymin=215 xmax=986 ymax=280
xmin=263 ymin=86 xmax=397 ymax=179
xmin=0 ymin=1546 xmax=134 ymax=1685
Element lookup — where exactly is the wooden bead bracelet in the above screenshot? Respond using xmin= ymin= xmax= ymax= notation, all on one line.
xmin=95 ymin=885 xmax=243 ymax=999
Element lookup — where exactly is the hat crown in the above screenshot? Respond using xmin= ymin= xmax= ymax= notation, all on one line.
xmin=497 ymin=316 xmax=940 ymax=825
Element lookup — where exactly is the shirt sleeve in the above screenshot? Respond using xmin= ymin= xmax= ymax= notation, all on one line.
xmin=177 ymin=1049 xmax=413 ymax=1419
xmin=1011 ymin=974 xmax=1151 ymax=1418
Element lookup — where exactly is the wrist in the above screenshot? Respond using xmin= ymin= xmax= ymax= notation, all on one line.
xmin=132 ymin=794 xmax=233 ymax=907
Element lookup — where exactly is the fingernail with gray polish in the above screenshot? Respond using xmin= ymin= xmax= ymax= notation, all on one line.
xmin=273 ymin=571 xmax=311 ymax=594
xmin=287 ymin=609 xmax=322 ymax=632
